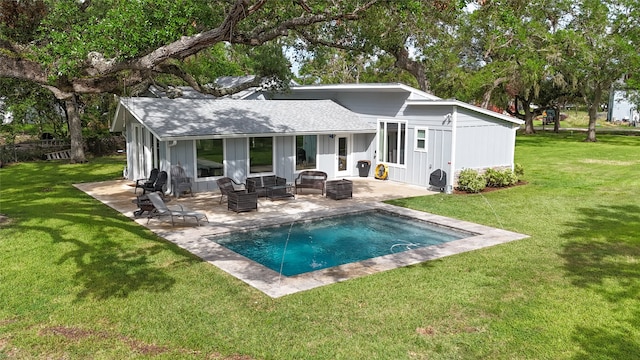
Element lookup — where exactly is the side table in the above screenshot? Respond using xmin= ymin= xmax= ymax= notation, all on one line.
xmin=326 ymin=179 xmax=353 ymax=200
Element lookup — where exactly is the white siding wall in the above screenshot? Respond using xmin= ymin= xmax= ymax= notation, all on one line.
xmin=224 ymin=138 xmax=248 ymax=182
xmin=274 ymin=136 xmax=295 ymax=182
xmin=316 ymin=134 xmax=336 ymax=178
xmin=373 ymin=105 xmax=455 ymax=187
xmin=454 ymin=110 xmax=517 ymax=170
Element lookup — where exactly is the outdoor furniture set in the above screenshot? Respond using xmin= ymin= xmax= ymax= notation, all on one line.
xmin=133 ymin=169 xmax=353 ymax=225
xmin=215 ymin=171 xmax=351 ymax=212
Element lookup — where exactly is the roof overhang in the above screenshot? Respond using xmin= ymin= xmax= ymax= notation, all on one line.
xmin=405 ymin=99 xmax=525 ymax=125
xmin=111 ymin=97 xmax=376 ymax=141
xmin=289 ymin=83 xmax=441 ymax=101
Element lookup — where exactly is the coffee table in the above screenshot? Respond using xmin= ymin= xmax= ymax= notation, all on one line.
xmin=266 ymin=184 xmax=295 ymax=200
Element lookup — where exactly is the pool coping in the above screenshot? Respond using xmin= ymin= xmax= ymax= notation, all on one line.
xmin=161 ymin=202 xmax=529 ymax=298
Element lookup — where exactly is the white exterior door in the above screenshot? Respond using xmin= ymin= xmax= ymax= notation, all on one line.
xmin=335 ymin=135 xmax=351 ymax=177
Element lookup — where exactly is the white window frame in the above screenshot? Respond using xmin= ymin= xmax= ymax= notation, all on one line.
xmin=377 ymin=119 xmax=408 ymax=167
xmin=415 ymin=127 xmax=428 ymax=152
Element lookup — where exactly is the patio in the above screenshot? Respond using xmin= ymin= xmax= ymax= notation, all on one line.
xmin=74 ymin=178 xmax=527 ymax=297
xmin=74 ymin=177 xmax=437 ymax=235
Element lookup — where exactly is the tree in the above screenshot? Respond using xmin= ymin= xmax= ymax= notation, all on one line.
xmin=0 ymin=0 xmax=381 ymax=162
xmin=455 ymin=0 xmax=574 ymax=133
xmin=557 ymin=0 xmax=640 ymax=142
xmin=293 ymin=0 xmax=463 ymax=93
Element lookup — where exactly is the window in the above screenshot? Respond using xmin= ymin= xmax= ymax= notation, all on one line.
xmin=249 ymin=137 xmax=273 ymax=173
xmin=296 ymin=135 xmax=317 ymax=170
xmin=415 ymin=127 xmax=428 ymax=152
xmin=378 ymin=120 xmax=406 ymax=165
xmin=196 ymin=139 xmax=224 ymax=178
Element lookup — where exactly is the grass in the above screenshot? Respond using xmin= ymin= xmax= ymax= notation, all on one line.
xmin=534 ymin=109 xmax=637 ymax=131
xmin=1 ymin=134 xmax=640 ymax=359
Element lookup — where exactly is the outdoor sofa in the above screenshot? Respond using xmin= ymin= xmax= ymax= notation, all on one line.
xmin=294 ymin=171 xmax=327 ymax=195
xmin=246 ymin=175 xmax=286 ymax=197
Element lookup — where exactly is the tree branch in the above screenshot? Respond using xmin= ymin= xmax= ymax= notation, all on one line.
xmin=0 ymin=0 xmax=381 ymax=99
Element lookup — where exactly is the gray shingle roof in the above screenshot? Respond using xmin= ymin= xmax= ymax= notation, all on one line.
xmin=118 ymin=97 xmax=375 ymax=140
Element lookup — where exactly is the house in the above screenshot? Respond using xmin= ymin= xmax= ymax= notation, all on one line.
xmin=608 ymin=90 xmax=638 ymax=124
xmin=110 ymin=83 xmax=523 ymax=195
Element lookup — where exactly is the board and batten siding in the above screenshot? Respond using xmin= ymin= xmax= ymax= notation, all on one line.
xmin=316 ymin=134 xmax=337 ymax=178
xmin=274 ymin=136 xmax=295 ymax=183
xmin=373 ymin=104 xmax=455 ymax=187
xmin=454 ymin=109 xmax=517 ymax=170
xmin=224 ymin=138 xmax=248 ymax=183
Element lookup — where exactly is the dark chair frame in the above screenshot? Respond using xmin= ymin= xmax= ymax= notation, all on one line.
xmin=134 ymin=168 xmax=159 ymax=194
xmin=295 ymin=171 xmax=327 ymax=195
xmin=141 ymin=170 xmax=168 ymax=195
xmin=216 ymin=177 xmax=246 ymax=204
xmin=246 ymin=175 xmax=286 ymax=197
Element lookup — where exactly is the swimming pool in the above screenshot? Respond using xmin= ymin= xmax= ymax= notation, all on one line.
xmin=209 ymin=210 xmax=474 ymax=276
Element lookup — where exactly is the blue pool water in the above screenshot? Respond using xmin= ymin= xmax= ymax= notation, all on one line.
xmin=210 ymin=210 xmax=472 ymax=276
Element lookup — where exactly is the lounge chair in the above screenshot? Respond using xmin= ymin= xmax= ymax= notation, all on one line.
xmin=216 ymin=177 xmax=246 ymax=204
xmin=170 ymin=165 xmax=193 ymax=198
xmin=134 ymin=168 xmax=159 ymax=194
xmin=146 ymin=192 xmax=208 ymax=226
xmin=141 ymin=171 xmax=168 ymax=195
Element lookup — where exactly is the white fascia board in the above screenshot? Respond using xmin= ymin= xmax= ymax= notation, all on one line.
xmin=118 ymin=100 xmax=163 ymax=141
xmin=110 ymin=102 xmax=126 ymax=132
xmin=290 ymin=83 xmax=441 ymax=100
xmin=405 ymin=99 xmax=525 ymax=125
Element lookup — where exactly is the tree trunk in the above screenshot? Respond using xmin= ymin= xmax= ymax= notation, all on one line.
xmin=481 ymin=77 xmax=508 ymax=109
xmin=523 ymin=98 xmax=536 ymax=134
xmin=585 ymin=87 xmax=602 ymax=142
xmin=392 ymin=46 xmax=430 ymax=92
xmin=553 ymin=105 xmax=560 ymax=133
xmin=65 ymin=95 xmax=87 ymax=163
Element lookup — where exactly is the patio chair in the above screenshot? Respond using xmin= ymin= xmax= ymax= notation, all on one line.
xmin=216 ymin=177 xmax=246 ymax=204
xmin=134 ymin=168 xmax=159 ymax=194
xmin=170 ymin=165 xmax=193 ymax=198
xmin=227 ymin=191 xmax=258 ymax=213
xmin=142 ymin=171 xmax=168 ymax=195
xmin=146 ymin=192 xmax=209 ymax=226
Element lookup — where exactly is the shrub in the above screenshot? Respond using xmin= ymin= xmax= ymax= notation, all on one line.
xmin=485 ymin=168 xmax=518 ymax=187
xmin=484 ymin=168 xmax=501 ymax=187
xmin=514 ymin=163 xmax=524 ymax=180
xmin=457 ymin=168 xmax=486 ymax=193
xmin=499 ymin=169 xmax=519 ymax=187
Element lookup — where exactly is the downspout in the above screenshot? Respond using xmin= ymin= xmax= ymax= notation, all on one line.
xmin=447 ymin=106 xmax=458 ymax=194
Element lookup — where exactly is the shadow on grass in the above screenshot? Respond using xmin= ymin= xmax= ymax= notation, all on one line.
xmin=1 ymin=160 xmax=196 ymax=301
xmin=560 ymin=204 xmax=640 ymax=359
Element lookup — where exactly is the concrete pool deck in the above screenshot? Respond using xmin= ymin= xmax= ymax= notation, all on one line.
xmin=74 ymin=178 xmax=528 ymax=298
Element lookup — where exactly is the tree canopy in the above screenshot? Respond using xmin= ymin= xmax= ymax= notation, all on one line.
xmin=1 ymin=0 xmax=639 ymax=157
xmin=0 ymin=0 xmax=381 ymax=162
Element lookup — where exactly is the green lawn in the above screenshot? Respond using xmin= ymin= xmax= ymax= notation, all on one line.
xmin=1 ymin=133 xmax=640 ymax=359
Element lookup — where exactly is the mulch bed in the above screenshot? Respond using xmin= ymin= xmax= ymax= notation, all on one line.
xmin=453 ymin=181 xmax=528 ymax=195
